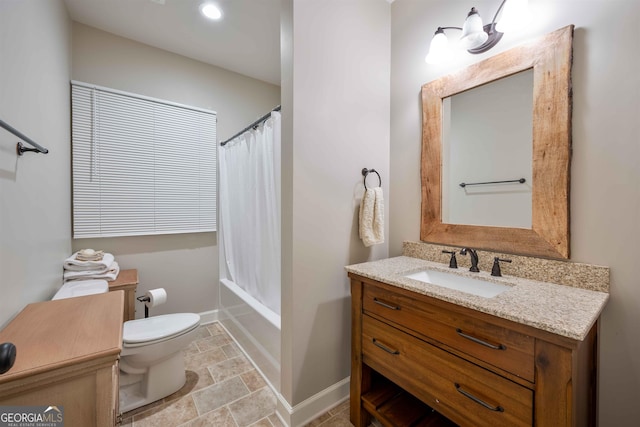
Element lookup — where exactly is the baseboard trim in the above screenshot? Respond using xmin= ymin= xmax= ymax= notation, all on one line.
xmin=198 ymin=309 xmax=219 ymax=325
xmin=276 ymin=377 xmax=350 ymax=427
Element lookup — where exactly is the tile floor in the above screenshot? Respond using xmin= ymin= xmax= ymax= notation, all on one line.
xmin=121 ymin=322 xmax=352 ymax=427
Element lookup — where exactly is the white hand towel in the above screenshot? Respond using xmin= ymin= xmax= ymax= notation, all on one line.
xmin=359 ymin=188 xmax=374 ymax=244
xmin=372 ymin=187 xmax=384 ymax=243
xmin=63 ymin=261 xmax=120 ymax=282
xmin=63 ymin=252 xmax=115 ymax=271
xmin=359 ymin=187 xmax=384 ymax=247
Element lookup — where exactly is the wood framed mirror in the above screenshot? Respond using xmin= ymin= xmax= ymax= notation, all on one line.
xmin=421 ymin=25 xmax=573 ymax=259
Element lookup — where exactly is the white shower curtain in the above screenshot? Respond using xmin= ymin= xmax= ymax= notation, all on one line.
xmin=220 ymin=111 xmax=281 ymax=315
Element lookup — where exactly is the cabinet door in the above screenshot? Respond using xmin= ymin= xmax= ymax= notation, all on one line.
xmin=0 ymin=363 xmax=117 ymax=427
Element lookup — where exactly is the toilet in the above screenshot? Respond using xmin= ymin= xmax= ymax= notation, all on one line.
xmin=52 ymin=279 xmax=109 ymax=299
xmin=119 ymin=312 xmax=200 ymax=412
xmin=52 ymin=281 xmax=201 ymax=413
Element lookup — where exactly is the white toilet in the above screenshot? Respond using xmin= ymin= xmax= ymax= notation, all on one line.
xmin=52 ymin=281 xmax=201 ymax=413
xmin=119 ymin=312 xmax=200 ymax=412
xmin=52 ymin=279 xmax=109 ymax=299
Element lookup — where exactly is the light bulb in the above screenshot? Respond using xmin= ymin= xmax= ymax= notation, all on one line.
xmin=425 ymin=30 xmax=452 ymax=64
xmin=460 ymin=7 xmax=488 ymax=49
xmin=496 ymin=0 xmax=530 ymax=33
xmin=201 ymin=3 xmax=222 ymax=20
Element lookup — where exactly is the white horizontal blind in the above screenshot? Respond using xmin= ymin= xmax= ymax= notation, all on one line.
xmin=71 ymin=82 xmax=216 ymax=238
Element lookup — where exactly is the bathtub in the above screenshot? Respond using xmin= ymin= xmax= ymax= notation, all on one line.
xmin=219 ymin=278 xmax=281 ymax=391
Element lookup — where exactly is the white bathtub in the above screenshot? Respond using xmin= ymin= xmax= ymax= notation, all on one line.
xmin=219 ymin=278 xmax=281 ymax=391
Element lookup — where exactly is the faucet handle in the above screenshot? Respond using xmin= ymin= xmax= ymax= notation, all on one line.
xmin=491 ymin=257 xmax=512 ymax=277
xmin=442 ymin=250 xmax=458 ymax=269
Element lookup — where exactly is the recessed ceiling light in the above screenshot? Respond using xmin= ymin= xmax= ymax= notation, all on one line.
xmin=201 ymin=3 xmax=222 ymax=20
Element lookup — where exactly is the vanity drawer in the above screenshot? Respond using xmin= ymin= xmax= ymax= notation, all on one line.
xmin=362 ymin=315 xmax=533 ymax=427
xmin=363 ymin=283 xmax=535 ymax=382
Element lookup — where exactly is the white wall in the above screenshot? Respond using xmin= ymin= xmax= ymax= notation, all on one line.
xmin=281 ymin=0 xmax=391 ymax=408
xmin=71 ymin=23 xmax=280 ymax=316
xmin=390 ymin=1 xmax=640 ymax=425
xmin=0 ymin=0 xmax=72 ymax=327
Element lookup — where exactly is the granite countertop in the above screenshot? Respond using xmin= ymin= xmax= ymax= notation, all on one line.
xmin=345 ymin=256 xmax=609 ymax=341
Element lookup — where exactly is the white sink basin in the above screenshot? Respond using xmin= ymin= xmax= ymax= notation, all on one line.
xmin=404 ymin=269 xmax=511 ymax=298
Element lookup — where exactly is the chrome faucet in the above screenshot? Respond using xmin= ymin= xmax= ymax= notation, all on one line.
xmin=460 ymin=248 xmax=480 ymax=272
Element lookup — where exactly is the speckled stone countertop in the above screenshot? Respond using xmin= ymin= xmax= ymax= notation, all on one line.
xmin=403 ymin=241 xmax=610 ymax=292
xmin=345 ymin=256 xmax=609 ymax=341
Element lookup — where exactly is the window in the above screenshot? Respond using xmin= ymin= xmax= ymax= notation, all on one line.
xmin=71 ymin=81 xmax=217 ymax=238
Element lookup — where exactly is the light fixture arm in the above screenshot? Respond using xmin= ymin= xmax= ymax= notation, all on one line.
xmin=437 ymin=26 xmax=463 ymax=32
xmin=488 ymin=0 xmax=509 ymax=33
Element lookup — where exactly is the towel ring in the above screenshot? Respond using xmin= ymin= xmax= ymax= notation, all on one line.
xmin=362 ymin=168 xmax=382 ymax=190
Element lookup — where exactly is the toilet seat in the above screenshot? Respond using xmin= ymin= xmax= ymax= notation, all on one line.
xmin=123 ymin=313 xmax=200 ymax=348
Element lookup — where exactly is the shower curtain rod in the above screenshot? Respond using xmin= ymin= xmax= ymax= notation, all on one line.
xmin=220 ymin=105 xmax=281 ymax=146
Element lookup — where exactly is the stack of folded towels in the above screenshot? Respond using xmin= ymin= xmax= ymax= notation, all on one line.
xmin=63 ymin=249 xmax=120 ymax=282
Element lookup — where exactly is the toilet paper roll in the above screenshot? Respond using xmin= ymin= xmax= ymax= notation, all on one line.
xmin=145 ymin=288 xmax=167 ymax=308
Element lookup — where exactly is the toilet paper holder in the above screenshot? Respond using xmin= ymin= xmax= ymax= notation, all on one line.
xmin=136 ymin=295 xmax=152 ymax=318
xmin=136 ymin=288 xmax=167 ymax=318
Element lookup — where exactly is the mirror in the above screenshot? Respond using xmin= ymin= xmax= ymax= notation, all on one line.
xmin=421 ymin=25 xmax=574 ymax=259
xmin=442 ymin=69 xmax=534 ymax=228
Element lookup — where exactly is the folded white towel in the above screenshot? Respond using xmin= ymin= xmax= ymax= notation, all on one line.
xmin=64 ymin=261 xmax=120 ymax=282
xmin=64 ymin=252 xmax=115 ymax=272
xmin=359 ymin=187 xmax=385 ymax=247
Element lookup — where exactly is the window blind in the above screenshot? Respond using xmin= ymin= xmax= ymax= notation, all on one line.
xmin=71 ymin=81 xmax=217 ymax=238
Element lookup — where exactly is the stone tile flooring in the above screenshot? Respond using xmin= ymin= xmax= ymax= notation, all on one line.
xmin=120 ymin=322 xmax=352 ymax=427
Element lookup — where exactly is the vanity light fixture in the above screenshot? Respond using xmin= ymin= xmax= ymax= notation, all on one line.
xmin=425 ymin=0 xmax=529 ymax=64
xmin=200 ymin=2 xmax=222 ymax=20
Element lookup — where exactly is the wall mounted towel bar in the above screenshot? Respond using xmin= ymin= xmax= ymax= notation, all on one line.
xmin=362 ymin=168 xmax=382 ymax=190
xmin=0 ymin=118 xmax=49 ymax=155
xmin=459 ymin=178 xmax=525 ymax=188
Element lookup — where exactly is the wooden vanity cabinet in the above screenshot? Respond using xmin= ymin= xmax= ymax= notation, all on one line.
xmin=350 ymin=274 xmax=598 ymax=427
xmin=0 ymin=292 xmax=124 ymax=427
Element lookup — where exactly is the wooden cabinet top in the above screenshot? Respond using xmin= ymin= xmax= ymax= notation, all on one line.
xmin=0 ymin=291 xmax=124 ymax=384
xmin=109 ymin=268 xmax=139 ymax=291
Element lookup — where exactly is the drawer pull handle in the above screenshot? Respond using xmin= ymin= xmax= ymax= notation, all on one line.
xmin=372 ymin=338 xmax=400 ymax=355
xmin=456 ymin=329 xmax=506 ymax=350
xmin=455 ymin=383 xmax=504 ymax=412
xmin=373 ymin=298 xmax=400 ymax=310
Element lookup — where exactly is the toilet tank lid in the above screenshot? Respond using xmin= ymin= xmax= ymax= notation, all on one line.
xmin=123 ymin=313 xmax=201 ymax=344
xmin=52 ymin=280 xmax=109 ymax=300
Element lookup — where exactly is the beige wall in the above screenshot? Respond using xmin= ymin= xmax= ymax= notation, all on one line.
xmin=281 ymin=0 xmax=391 ymax=406
xmin=0 ymin=0 xmax=72 ymax=327
xmin=71 ymin=23 xmax=280 ymax=316
xmin=390 ymin=0 xmax=640 ymax=425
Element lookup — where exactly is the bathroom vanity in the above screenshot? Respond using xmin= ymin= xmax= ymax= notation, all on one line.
xmin=352 ymin=24 xmax=591 ymax=427
xmin=0 ymin=291 xmax=124 ymax=426
xmin=347 ymin=256 xmax=609 ymax=427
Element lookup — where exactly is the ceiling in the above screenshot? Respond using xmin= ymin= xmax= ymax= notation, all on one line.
xmin=63 ymin=0 xmax=281 ymax=86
